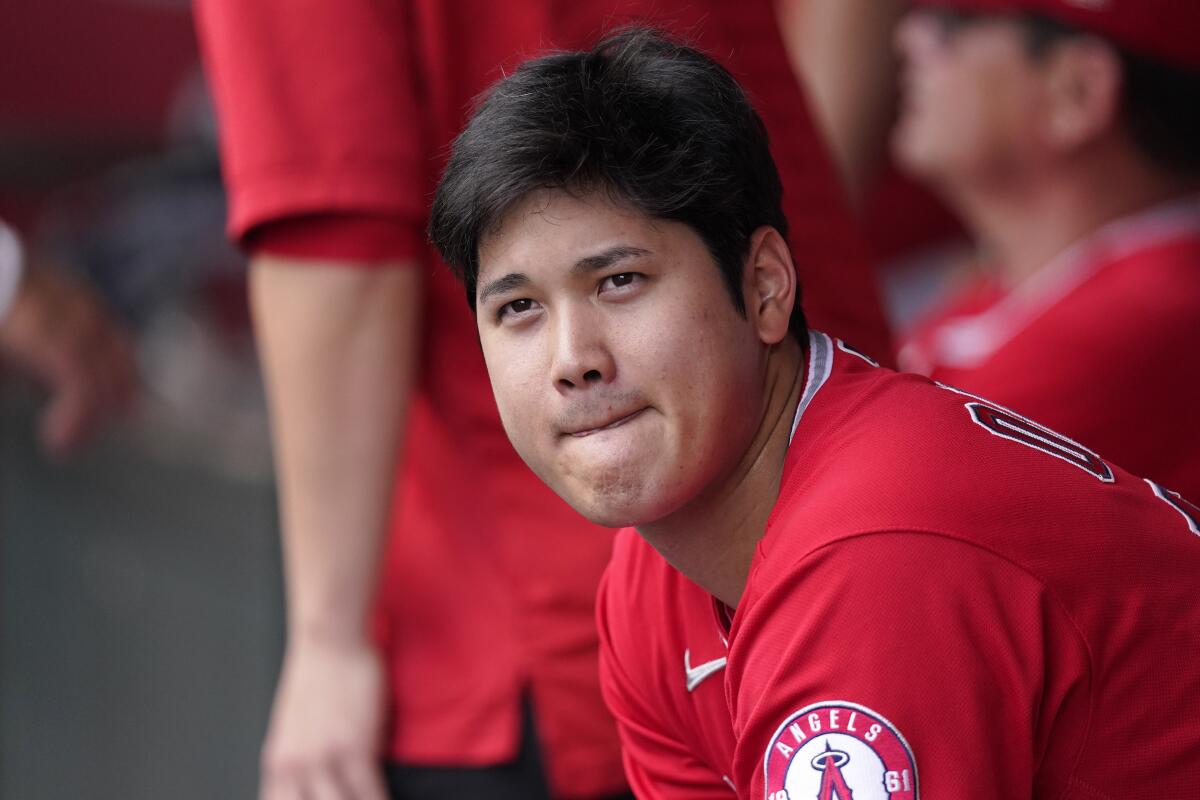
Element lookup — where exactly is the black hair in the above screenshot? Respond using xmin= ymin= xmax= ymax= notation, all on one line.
xmin=429 ymin=27 xmax=806 ymax=338
xmin=1020 ymin=15 xmax=1200 ymax=176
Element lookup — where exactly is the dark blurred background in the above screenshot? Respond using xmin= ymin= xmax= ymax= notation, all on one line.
xmin=1 ymin=2 xmax=281 ymax=797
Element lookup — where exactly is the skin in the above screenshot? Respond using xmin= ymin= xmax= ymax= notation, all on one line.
xmin=892 ymin=11 xmax=1051 ymax=193
xmin=0 ymin=261 xmax=138 ymax=457
xmin=891 ymin=9 xmax=1200 ymax=287
xmin=777 ymin=0 xmax=904 ymax=205
xmin=252 ymin=257 xmax=417 ymax=800
xmin=475 ymin=190 xmax=805 ymax=607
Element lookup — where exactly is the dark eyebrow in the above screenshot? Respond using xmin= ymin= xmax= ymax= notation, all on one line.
xmin=572 ymin=246 xmax=651 ymax=274
xmin=477 ymin=272 xmax=530 ymax=305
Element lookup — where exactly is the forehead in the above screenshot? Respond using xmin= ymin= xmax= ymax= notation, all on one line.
xmin=478 ymin=190 xmax=663 ymax=281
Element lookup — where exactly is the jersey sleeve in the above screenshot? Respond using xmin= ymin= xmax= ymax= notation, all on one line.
xmin=596 ymin=566 xmax=735 ymax=799
xmin=193 ymin=0 xmax=427 ymax=247
xmin=246 ymin=214 xmax=426 ymax=264
xmin=730 ymin=532 xmax=1088 ymax=800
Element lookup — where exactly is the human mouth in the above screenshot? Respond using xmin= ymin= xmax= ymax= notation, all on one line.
xmin=564 ymin=407 xmax=648 ymax=438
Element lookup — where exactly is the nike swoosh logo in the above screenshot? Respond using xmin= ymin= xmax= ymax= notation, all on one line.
xmin=684 ymin=649 xmax=727 ymax=692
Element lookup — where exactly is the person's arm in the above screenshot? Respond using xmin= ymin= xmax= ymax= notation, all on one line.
xmin=194 ymin=0 xmax=428 ymax=792
xmin=0 ymin=230 xmax=137 ymax=457
xmin=251 ymin=254 xmax=421 ymax=800
xmin=776 ymin=0 xmax=904 ymax=205
xmin=730 ymin=532 xmax=1078 ymax=799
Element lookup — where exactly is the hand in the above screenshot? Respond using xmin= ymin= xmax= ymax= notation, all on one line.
xmin=260 ymin=636 xmax=389 ymax=800
xmin=0 ymin=264 xmax=138 ymax=457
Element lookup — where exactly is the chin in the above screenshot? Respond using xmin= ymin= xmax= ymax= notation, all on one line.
xmin=546 ymin=470 xmax=668 ymax=529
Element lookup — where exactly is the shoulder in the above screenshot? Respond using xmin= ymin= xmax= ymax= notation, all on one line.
xmin=772 ymin=363 xmax=1089 ymax=542
xmin=738 ymin=530 xmax=1060 ymax=648
xmin=741 ymin=530 xmax=1071 ymax=649
xmin=767 ymin=346 xmax=1186 ymax=578
xmin=729 ymin=531 xmax=1079 ymax=799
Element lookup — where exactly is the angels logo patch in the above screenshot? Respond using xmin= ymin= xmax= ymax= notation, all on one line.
xmin=764 ymin=701 xmax=917 ymax=800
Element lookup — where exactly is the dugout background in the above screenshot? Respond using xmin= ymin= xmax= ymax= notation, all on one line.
xmin=1 ymin=2 xmax=283 ymax=797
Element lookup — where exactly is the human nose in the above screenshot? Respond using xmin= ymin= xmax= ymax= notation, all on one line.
xmin=550 ymin=307 xmax=614 ymax=392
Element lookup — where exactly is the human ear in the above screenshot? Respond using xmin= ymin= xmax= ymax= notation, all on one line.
xmin=1042 ymin=39 xmax=1121 ymax=151
xmin=744 ymin=226 xmax=797 ymax=346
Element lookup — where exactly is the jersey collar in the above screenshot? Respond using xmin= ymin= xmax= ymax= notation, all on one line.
xmin=789 ymin=330 xmax=835 ymax=445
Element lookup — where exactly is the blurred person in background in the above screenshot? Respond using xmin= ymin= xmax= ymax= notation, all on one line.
xmin=0 ymin=218 xmax=137 ymax=457
xmin=194 ymin=1 xmax=891 ymax=798
xmin=778 ymin=0 xmax=975 ymax=333
xmin=893 ymin=0 xmax=1200 ymax=499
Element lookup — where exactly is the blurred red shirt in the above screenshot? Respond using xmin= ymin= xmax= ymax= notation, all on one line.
xmin=900 ymin=195 xmax=1200 ymax=500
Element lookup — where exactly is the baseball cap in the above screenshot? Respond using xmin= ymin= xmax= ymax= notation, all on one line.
xmin=910 ymin=1 xmax=1200 ymax=72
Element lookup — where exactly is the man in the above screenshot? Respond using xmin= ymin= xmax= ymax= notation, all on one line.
xmin=430 ymin=28 xmax=1200 ymax=799
xmin=893 ymin=0 xmax=1200 ymax=498
xmin=194 ymin=2 xmax=890 ymax=797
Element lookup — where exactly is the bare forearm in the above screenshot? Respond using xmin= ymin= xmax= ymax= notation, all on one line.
xmin=777 ymin=0 xmax=904 ymax=203
xmin=251 ymin=256 xmax=422 ymax=644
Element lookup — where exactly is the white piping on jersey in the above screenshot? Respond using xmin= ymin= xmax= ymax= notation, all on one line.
xmin=929 ymin=193 xmax=1200 ymax=369
xmin=789 ymin=330 xmax=835 ymax=445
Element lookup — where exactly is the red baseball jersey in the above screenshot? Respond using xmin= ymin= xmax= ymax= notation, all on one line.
xmin=600 ymin=330 xmax=1200 ymax=798
xmin=194 ymin=1 xmax=892 ymax=796
xmin=598 ymin=534 xmax=739 ymax=796
xmin=899 ymin=196 xmax=1200 ymax=500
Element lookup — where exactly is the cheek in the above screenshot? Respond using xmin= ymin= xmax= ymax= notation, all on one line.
xmin=894 ymin=61 xmax=973 ymax=170
xmin=957 ymin=49 xmax=1044 ymax=153
xmin=629 ymin=295 xmax=726 ymax=383
xmin=932 ymin=66 xmax=995 ymax=140
xmin=897 ymin=63 xmax=1034 ymax=178
xmin=632 ymin=295 xmax=762 ymax=438
xmin=480 ymin=336 xmax=544 ymax=445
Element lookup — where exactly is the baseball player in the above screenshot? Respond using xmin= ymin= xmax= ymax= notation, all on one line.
xmin=194 ymin=2 xmax=890 ymax=797
xmin=430 ymin=28 xmax=1200 ymax=799
xmin=894 ymin=0 xmax=1200 ymax=499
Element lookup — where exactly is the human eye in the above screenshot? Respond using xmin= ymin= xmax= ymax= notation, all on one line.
xmin=497 ymin=297 xmax=541 ymax=322
xmin=598 ymin=272 xmax=645 ymax=294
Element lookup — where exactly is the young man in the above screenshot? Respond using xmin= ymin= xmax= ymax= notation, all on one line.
xmin=431 ymin=29 xmax=1200 ymax=799
xmin=195 ymin=2 xmax=889 ymax=798
xmin=893 ymin=0 xmax=1200 ymax=499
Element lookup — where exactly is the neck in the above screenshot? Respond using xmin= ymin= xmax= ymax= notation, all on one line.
xmin=636 ymin=334 xmax=806 ymax=609
xmin=946 ymin=148 xmax=1199 ymax=288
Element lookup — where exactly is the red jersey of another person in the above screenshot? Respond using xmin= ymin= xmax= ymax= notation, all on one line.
xmin=195 ymin=1 xmax=891 ymax=796
xmin=899 ymin=195 xmax=1200 ymax=499
xmin=600 ymin=330 xmax=1200 ymax=799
